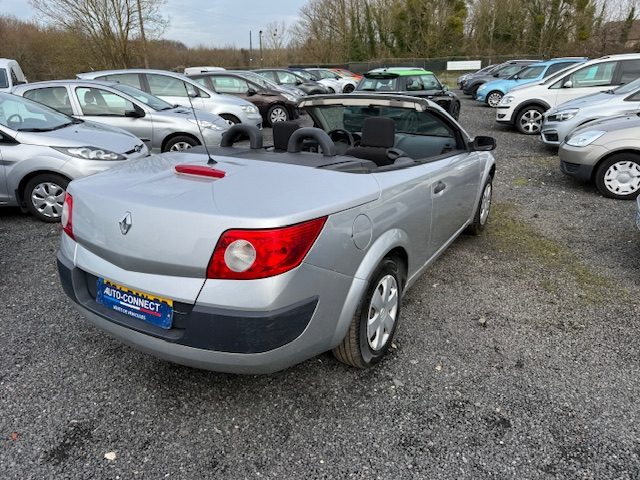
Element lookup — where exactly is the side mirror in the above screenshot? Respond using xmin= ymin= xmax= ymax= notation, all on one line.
xmin=295 ymin=79 xmax=303 ymax=86
xmin=247 ymin=88 xmax=257 ymax=96
xmin=442 ymin=84 xmax=449 ymax=92
xmin=125 ymin=105 xmax=145 ymax=118
xmin=471 ymin=136 xmax=496 ymax=151
xmin=513 ymin=75 xmax=519 ymax=80
xmin=14 ymin=80 xmax=27 ymax=85
xmin=563 ymin=80 xmax=573 ymax=88
xmin=187 ymin=88 xmax=199 ymax=98
xmin=493 ymin=73 xmax=499 ymax=77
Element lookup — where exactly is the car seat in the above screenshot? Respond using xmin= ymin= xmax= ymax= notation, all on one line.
xmin=345 ymin=117 xmax=398 ymax=166
xmin=272 ymin=121 xmax=300 ymax=151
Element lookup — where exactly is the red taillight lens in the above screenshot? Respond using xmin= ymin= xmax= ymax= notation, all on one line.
xmin=207 ymin=216 xmax=327 ymax=280
xmin=61 ymin=193 xmax=74 ymax=239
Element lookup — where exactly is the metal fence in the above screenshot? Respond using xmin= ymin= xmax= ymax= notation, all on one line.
xmin=290 ymin=54 xmax=546 ymax=73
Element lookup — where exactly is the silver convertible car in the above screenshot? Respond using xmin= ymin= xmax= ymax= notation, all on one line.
xmin=57 ymin=94 xmax=496 ymax=373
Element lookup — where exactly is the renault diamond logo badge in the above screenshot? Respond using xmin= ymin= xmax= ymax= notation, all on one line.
xmin=119 ymin=212 xmax=132 ymax=235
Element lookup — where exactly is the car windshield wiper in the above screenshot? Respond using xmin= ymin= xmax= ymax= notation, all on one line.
xmin=18 ymin=122 xmax=74 ymax=132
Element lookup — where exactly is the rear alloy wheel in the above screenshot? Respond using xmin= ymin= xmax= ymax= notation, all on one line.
xmin=343 ymin=84 xmax=355 ymax=93
xmin=164 ymin=135 xmax=199 ymax=152
xmin=333 ymin=256 xmax=402 ymax=368
xmin=24 ymin=173 xmax=69 ymax=222
xmin=220 ymin=114 xmax=240 ymax=126
xmin=516 ymin=106 xmax=545 ymax=135
xmin=267 ymin=105 xmax=289 ymax=126
xmin=486 ymin=91 xmax=503 ymax=107
xmin=594 ymin=154 xmax=640 ymax=200
xmin=466 ymin=176 xmax=493 ymax=235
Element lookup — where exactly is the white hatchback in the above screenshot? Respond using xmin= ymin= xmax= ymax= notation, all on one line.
xmin=495 ymin=53 xmax=640 ymax=134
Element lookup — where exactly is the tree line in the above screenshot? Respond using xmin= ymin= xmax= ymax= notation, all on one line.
xmin=0 ymin=0 xmax=637 ymax=82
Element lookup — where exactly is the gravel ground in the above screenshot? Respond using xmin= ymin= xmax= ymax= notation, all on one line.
xmin=1 ymin=94 xmax=640 ymax=479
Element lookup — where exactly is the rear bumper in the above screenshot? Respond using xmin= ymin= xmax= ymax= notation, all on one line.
xmin=57 ymin=245 xmax=358 ymax=374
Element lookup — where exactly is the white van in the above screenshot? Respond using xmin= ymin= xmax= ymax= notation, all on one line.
xmin=495 ymin=53 xmax=640 ymax=134
xmin=0 ymin=59 xmax=27 ymax=92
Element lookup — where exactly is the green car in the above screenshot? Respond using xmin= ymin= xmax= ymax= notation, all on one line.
xmin=355 ymin=68 xmax=461 ymax=119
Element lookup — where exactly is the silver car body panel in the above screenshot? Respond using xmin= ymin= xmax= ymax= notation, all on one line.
xmin=77 ymin=69 xmax=263 ymax=127
xmin=13 ymin=80 xmax=229 ymax=153
xmin=57 ymin=94 xmax=495 ymax=373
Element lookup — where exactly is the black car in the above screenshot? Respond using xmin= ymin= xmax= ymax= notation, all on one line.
xmin=254 ymin=69 xmax=328 ymax=95
xmin=355 ymin=68 xmax=461 ymax=119
xmin=190 ymin=72 xmax=299 ymax=126
xmin=461 ymin=60 xmax=539 ymax=97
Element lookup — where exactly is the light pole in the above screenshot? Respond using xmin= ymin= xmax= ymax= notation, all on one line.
xmin=259 ymin=30 xmax=263 ymax=67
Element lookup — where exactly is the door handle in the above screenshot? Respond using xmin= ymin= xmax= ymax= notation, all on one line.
xmin=434 ymin=182 xmax=446 ymax=194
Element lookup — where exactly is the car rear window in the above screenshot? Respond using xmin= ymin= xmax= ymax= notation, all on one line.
xmin=358 ymin=77 xmax=399 ymax=91
xmin=0 ymin=69 xmax=8 ymax=89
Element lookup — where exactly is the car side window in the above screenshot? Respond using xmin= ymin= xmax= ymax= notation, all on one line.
xmin=23 ymin=87 xmax=74 ymax=116
xmin=546 ymin=62 xmax=576 ymax=76
xmin=618 ymin=60 xmax=640 ymax=85
xmin=76 ymin=87 xmax=134 ymax=116
xmin=10 ymin=69 xmax=19 ymax=86
xmin=277 ymin=71 xmax=298 ymax=84
xmin=102 ymin=73 xmax=143 ymax=90
xmin=259 ymin=71 xmax=277 ymax=82
xmin=569 ymin=62 xmax=616 ymax=88
xmin=212 ymin=76 xmax=249 ymax=94
xmin=0 ymin=69 xmax=8 ymax=89
xmin=420 ymin=74 xmax=441 ymax=89
xmin=405 ymin=76 xmax=424 ymax=91
xmin=147 ymin=74 xmax=193 ymax=97
xmin=192 ymin=77 xmax=212 ymax=90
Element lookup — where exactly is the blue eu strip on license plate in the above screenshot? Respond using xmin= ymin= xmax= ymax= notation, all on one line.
xmin=96 ymin=278 xmax=173 ymax=329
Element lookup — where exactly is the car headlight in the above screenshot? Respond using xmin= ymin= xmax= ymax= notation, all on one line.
xmin=547 ymin=109 xmax=579 ymax=122
xmin=499 ymin=95 xmax=515 ymax=105
xmin=565 ymin=130 xmax=606 ymax=147
xmin=241 ymin=105 xmax=259 ymax=114
xmin=54 ymin=146 xmax=125 ymax=160
xmin=187 ymin=118 xmax=224 ymax=131
xmin=282 ymin=93 xmax=297 ymax=103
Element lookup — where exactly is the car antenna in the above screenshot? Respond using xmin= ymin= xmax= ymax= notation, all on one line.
xmin=182 ymin=81 xmax=217 ymax=165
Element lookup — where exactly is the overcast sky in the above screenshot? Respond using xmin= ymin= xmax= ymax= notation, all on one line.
xmin=1 ymin=0 xmax=306 ymax=48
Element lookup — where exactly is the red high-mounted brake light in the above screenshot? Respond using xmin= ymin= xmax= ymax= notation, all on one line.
xmin=207 ymin=217 xmax=327 ymax=280
xmin=175 ymin=164 xmax=226 ymax=178
xmin=61 ymin=192 xmax=74 ymax=239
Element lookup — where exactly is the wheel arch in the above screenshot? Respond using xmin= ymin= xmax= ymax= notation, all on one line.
xmin=514 ymin=100 xmax=551 ymax=121
xmin=17 ymin=170 xmax=71 ymax=208
xmin=161 ymin=132 xmax=201 ymax=152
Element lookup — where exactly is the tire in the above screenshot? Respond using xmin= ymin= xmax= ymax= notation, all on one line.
xmin=486 ymin=91 xmax=503 ymax=107
xmin=220 ymin=114 xmax=241 ymax=126
xmin=594 ymin=153 xmax=640 ymax=200
xmin=333 ymin=256 xmax=403 ymax=368
xmin=343 ymin=84 xmax=355 ymax=93
xmin=516 ymin=105 xmax=545 ymax=135
xmin=327 ymin=87 xmax=335 ymax=93
xmin=449 ymin=101 xmax=461 ymax=119
xmin=466 ymin=176 xmax=493 ymax=235
xmin=24 ymin=173 xmax=70 ymax=223
xmin=469 ymin=83 xmax=480 ymax=98
xmin=163 ymin=135 xmax=199 ymax=152
xmin=267 ymin=104 xmax=290 ymax=126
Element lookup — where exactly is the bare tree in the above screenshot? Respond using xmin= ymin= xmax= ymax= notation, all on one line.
xmin=30 ymin=0 xmax=167 ymax=68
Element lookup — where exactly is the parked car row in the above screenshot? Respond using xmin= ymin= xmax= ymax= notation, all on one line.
xmin=462 ymin=53 xmax=640 ymax=200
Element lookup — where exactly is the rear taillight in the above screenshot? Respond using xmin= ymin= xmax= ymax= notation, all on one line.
xmin=207 ymin=217 xmax=327 ymax=280
xmin=61 ymin=193 xmax=74 ymax=239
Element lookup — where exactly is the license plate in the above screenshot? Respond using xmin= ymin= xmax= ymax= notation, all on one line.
xmin=96 ymin=278 xmax=173 ymax=329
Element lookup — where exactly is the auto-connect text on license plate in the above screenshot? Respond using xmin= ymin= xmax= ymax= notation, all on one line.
xmin=96 ymin=278 xmax=173 ymax=329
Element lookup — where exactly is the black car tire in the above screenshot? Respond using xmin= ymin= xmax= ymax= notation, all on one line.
xmin=333 ymin=256 xmax=403 ymax=368
xmin=267 ymin=104 xmax=290 ymax=126
xmin=466 ymin=176 xmax=493 ymax=235
xmin=594 ymin=153 xmax=640 ymax=200
xmin=24 ymin=173 xmax=70 ymax=223
xmin=343 ymin=84 xmax=355 ymax=93
xmin=469 ymin=83 xmax=481 ymax=97
xmin=450 ymin=101 xmax=461 ymax=119
xmin=163 ymin=135 xmax=199 ymax=152
xmin=515 ymin=105 xmax=546 ymax=135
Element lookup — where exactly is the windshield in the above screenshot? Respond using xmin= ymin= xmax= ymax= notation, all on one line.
xmin=357 ymin=77 xmax=399 ymax=91
xmin=0 ymin=69 xmax=8 ymax=89
xmin=513 ymin=66 xmax=545 ymax=80
xmin=613 ymin=77 xmax=640 ymax=94
xmin=0 ymin=92 xmax=74 ymax=131
xmin=112 ymin=83 xmax=172 ymax=111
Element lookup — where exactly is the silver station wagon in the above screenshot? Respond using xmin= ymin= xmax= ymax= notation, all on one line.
xmin=57 ymin=94 xmax=496 ymax=373
xmin=13 ymin=80 xmax=230 ymax=153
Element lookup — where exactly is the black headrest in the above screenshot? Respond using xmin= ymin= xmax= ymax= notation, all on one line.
xmin=220 ymin=124 xmax=263 ymax=149
xmin=272 ymin=121 xmax=300 ymax=151
xmin=361 ymin=117 xmax=395 ymax=148
xmin=287 ymin=127 xmax=336 ymax=157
